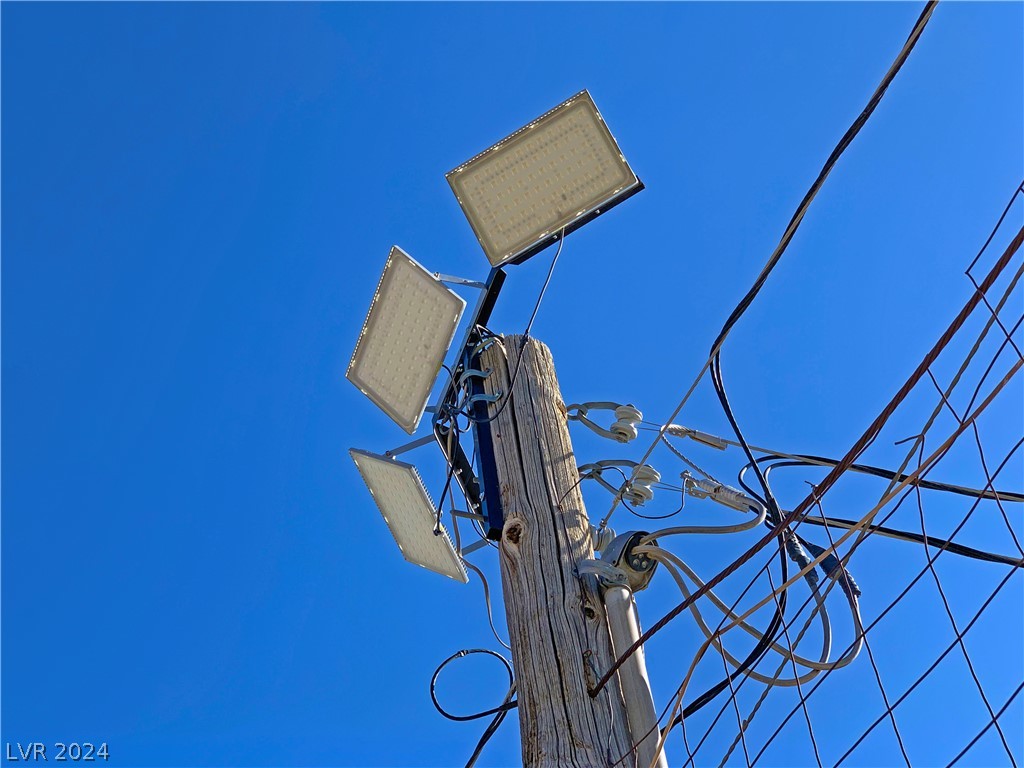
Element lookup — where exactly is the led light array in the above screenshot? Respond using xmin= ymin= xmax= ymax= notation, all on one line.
xmin=447 ymin=90 xmax=640 ymax=267
xmin=347 ymin=246 xmax=465 ymax=434
xmin=350 ymin=449 xmax=468 ymax=582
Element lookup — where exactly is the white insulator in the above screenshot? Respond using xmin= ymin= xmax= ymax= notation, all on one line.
xmin=610 ymin=405 xmax=643 ymax=443
xmin=624 ymin=484 xmax=655 ymax=506
xmin=634 ymin=465 xmax=661 ymax=484
xmin=624 ymin=465 xmax=660 ymax=506
xmin=610 ymin=422 xmax=638 ymax=442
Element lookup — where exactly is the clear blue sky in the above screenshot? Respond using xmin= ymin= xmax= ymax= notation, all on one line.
xmin=3 ymin=2 xmax=1022 ymax=767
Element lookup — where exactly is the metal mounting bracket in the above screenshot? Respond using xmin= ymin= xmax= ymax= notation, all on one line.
xmin=460 ymin=538 xmax=491 ymax=556
xmin=567 ymin=402 xmax=644 ymax=443
xmin=578 ymin=558 xmax=630 ymax=588
xmin=458 ymin=368 xmax=492 ymax=388
xmin=451 ymin=509 xmax=487 ymax=523
xmin=466 ymin=392 xmax=501 ymax=407
xmin=434 ymin=273 xmax=488 ymax=290
xmin=384 ymin=433 xmax=437 ymax=458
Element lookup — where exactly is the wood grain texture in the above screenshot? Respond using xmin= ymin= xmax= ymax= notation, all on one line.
xmin=478 ymin=335 xmax=634 ymax=767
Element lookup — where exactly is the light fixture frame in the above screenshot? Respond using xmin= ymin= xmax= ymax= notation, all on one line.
xmin=446 ymin=89 xmax=644 ymax=268
xmin=350 ymin=448 xmax=469 ymax=583
xmin=347 ymin=246 xmax=466 ymax=435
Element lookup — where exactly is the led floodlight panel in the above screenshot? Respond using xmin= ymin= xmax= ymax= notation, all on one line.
xmin=350 ymin=449 xmax=468 ymax=583
xmin=347 ymin=247 xmax=466 ymax=434
xmin=447 ymin=90 xmax=642 ymax=268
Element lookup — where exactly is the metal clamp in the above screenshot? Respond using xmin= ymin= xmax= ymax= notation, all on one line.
xmin=458 ymin=368 xmax=492 ymax=388
xmin=567 ymin=402 xmax=644 ymax=443
xmin=433 ymin=272 xmax=488 ymax=290
xmin=466 ymin=392 xmax=502 ymax=407
xmin=665 ymin=424 xmax=728 ymax=450
xmin=578 ymin=558 xmax=629 ymax=588
xmin=682 ymin=471 xmax=759 ymax=512
xmin=590 ymin=524 xmax=617 ymax=553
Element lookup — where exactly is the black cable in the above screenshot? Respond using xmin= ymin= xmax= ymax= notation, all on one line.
xmin=461 ymin=227 xmax=566 ymax=426
xmin=704 ymin=0 xmax=939 ymax=572
xmin=740 ymin=459 xmax=1024 ymax=568
xmin=621 ymin=494 xmax=685 ymax=521
xmin=429 ymin=233 xmax=568 ymax=537
xmin=675 ymin=4 xmax=939 ymax=725
xmin=599 ymin=464 xmax=685 ymax=521
xmin=465 ymin=682 xmax=516 ymax=768
xmin=429 ymin=649 xmax=518 ymax=722
xmin=708 ymin=0 xmax=937 ymax=356
xmin=800 ymin=514 xmax=1024 ymax=569
xmin=432 ymin=417 xmax=462 ymax=535
xmin=737 ymin=451 xmax=1023 ymax=504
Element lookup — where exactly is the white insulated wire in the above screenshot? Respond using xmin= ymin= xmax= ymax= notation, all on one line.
xmin=638 ymin=500 xmax=766 ymax=541
xmin=638 ymin=548 xmax=864 ymax=684
xmin=638 ymin=545 xmax=862 ymax=678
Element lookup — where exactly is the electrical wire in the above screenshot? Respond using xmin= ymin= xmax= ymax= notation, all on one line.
xmin=675 ymin=383 xmax=1023 ymax=762
xmin=738 ymin=459 xmax=1024 ymax=568
xmin=596 ymin=0 xmax=938 ymax=539
xmin=461 ymin=226 xmax=566 ymax=426
xmin=638 ymin=499 xmax=766 ymax=539
xmin=658 ymin=433 xmax=1024 ymax=503
xmin=460 ymin=559 xmax=513 ymax=651
xmin=429 ymin=648 xmax=518 ymax=722
xmin=638 ymin=545 xmax=853 ymax=684
xmin=799 ymin=514 xmax=1024 ymax=568
xmin=592 ymin=356 xmax=1017 ymax=703
xmin=687 ymin=188 xmax=1023 ymax=765
xmin=677 ymin=530 xmax=790 ymax=721
xmin=620 ymin=494 xmax=686 ymax=521
xmin=587 ymin=463 xmax=686 ymax=521
xmin=465 ymin=681 xmax=516 ymax=768
xmin=710 ymin=0 xmax=938 ymax=357
xmin=690 ymin=355 xmax=795 ymax=725
xmin=748 ymin=436 xmax=1024 ymax=765
xmin=703 ymin=0 xmax=941 ymax=570
xmin=659 ymin=434 xmax=726 ymax=485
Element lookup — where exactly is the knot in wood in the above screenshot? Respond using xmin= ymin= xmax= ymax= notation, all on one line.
xmin=505 ymin=522 xmax=523 ymax=546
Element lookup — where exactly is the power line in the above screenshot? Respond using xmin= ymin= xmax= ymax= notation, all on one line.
xmin=747 ymin=435 xmax=1024 ymax=764
xmin=591 ymin=339 xmax=1022 ymax=699
xmin=590 ymin=0 xmax=943 ymax=697
xmin=596 ymin=0 xmax=939 ymax=532
xmin=653 ymin=428 xmax=1024 ymax=503
xmin=430 ymin=648 xmax=517 ymax=724
xmin=737 ymin=459 xmax=1024 ymax=568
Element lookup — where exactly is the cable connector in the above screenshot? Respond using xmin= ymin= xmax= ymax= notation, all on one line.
xmin=801 ymin=539 xmax=862 ymax=599
xmin=665 ymin=424 xmax=728 ymax=450
xmin=784 ymin=534 xmax=820 ymax=587
xmin=683 ymin=473 xmax=760 ymax=513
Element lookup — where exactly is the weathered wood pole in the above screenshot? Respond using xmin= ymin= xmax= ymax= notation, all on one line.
xmin=478 ymin=334 xmax=635 ymax=767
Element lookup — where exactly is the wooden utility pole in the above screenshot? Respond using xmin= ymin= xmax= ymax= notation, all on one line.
xmin=477 ymin=334 xmax=636 ymax=767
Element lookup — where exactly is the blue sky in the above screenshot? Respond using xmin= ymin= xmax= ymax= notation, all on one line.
xmin=3 ymin=2 xmax=1022 ymax=767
